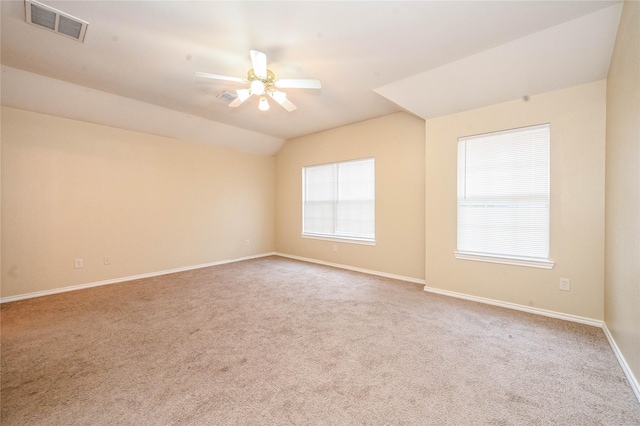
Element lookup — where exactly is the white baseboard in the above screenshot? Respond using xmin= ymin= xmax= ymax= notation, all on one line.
xmin=422 ymin=285 xmax=603 ymax=327
xmin=0 ymin=252 xmax=276 ymax=304
xmin=602 ymin=323 xmax=640 ymax=403
xmin=275 ymin=252 xmax=426 ymax=285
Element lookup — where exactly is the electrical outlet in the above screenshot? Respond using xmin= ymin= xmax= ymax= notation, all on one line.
xmin=104 ymin=257 xmax=111 ymax=265
xmin=332 ymin=244 xmax=338 ymax=252
xmin=559 ymin=278 xmax=571 ymax=291
xmin=75 ymin=258 xmax=83 ymax=269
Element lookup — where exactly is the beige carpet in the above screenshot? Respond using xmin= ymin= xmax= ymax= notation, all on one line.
xmin=1 ymin=256 xmax=639 ymax=425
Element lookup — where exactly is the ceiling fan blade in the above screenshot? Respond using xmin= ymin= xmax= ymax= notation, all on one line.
xmin=250 ymin=50 xmax=268 ymax=78
xmin=279 ymin=98 xmax=297 ymax=112
xmin=194 ymin=72 xmax=246 ymax=83
xmin=228 ymin=89 xmax=252 ymax=108
xmin=228 ymin=97 xmax=246 ymax=108
xmin=268 ymin=90 xmax=297 ymax=112
xmin=275 ymin=79 xmax=322 ymax=89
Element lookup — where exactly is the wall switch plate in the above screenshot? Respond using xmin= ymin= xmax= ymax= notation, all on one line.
xmin=245 ymin=239 xmax=250 ymax=246
xmin=559 ymin=278 xmax=571 ymax=291
xmin=75 ymin=258 xmax=83 ymax=269
xmin=332 ymin=244 xmax=338 ymax=252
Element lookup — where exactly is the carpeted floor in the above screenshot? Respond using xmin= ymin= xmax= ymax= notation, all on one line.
xmin=1 ymin=256 xmax=639 ymax=425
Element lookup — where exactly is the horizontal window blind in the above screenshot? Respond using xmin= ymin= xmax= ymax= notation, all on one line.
xmin=303 ymin=158 xmax=375 ymax=241
xmin=457 ymin=124 xmax=550 ymax=261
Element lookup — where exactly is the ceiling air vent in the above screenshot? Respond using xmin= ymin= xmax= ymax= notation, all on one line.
xmin=25 ymin=0 xmax=88 ymax=42
xmin=217 ymin=91 xmax=238 ymax=102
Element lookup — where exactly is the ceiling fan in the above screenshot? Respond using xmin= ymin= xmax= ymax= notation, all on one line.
xmin=195 ymin=50 xmax=321 ymax=112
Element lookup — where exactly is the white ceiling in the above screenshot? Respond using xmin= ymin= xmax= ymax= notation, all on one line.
xmin=1 ymin=1 xmax=623 ymax=155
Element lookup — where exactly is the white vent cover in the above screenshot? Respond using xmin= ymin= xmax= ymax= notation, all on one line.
xmin=25 ymin=0 xmax=88 ymax=42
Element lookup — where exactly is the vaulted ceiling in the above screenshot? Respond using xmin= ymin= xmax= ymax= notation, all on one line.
xmin=1 ymin=1 xmax=622 ymax=155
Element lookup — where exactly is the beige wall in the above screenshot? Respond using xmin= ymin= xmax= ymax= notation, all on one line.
xmin=1 ymin=107 xmax=275 ymax=298
xmin=425 ymin=80 xmax=606 ymax=320
xmin=605 ymin=1 xmax=640 ymax=387
xmin=275 ymin=112 xmax=425 ymax=280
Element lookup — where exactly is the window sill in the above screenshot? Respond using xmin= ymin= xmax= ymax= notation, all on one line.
xmin=454 ymin=251 xmax=554 ymax=269
xmin=302 ymin=234 xmax=376 ymax=246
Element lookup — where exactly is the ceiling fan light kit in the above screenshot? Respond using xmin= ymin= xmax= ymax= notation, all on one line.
xmin=197 ymin=50 xmax=321 ymax=113
xmin=258 ymin=96 xmax=270 ymax=111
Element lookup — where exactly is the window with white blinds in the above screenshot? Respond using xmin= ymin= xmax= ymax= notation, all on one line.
xmin=303 ymin=158 xmax=375 ymax=243
xmin=456 ymin=124 xmax=551 ymax=267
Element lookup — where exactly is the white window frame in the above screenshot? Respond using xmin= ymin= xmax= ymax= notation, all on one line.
xmin=302 ymin=158 xmax=375 ymax=245
xmin=455 ymin=124 xmax=554 ymax=269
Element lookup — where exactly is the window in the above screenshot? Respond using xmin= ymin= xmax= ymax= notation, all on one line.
xmin=302 ymin=158 xmax=375 ymax=243
xmin=456 ymin=124 xmax=552 ymax=268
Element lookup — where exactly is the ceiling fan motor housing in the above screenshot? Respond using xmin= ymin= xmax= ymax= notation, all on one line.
xmin=248 ymin=69 xmax=275 ymax=92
